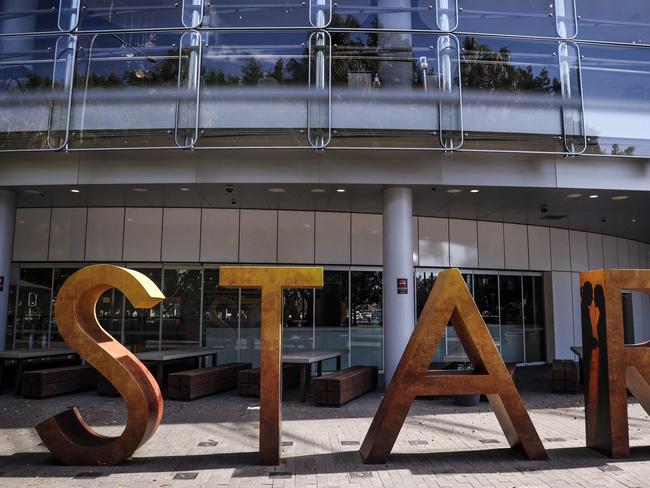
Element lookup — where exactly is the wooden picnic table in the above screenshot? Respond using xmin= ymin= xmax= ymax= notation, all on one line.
xmin=0 ymin=348 xmax=77 ymax=394
xmin=282 ymin=349 xmax=348 ymax=402
xmin=136 ymin=346 xmax=224 ymax=385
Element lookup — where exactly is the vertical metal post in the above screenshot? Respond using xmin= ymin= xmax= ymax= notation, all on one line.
xmin=0 ymin=192 xmax=15 ymax=351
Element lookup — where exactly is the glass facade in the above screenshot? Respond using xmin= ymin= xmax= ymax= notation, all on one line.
xmin=416 ymin=270 xmax=546 ymax=365
xmin=7 ymin=264 xmax=545 ymax=368
xmin=1 ymin=1 xmax=649 ymax=156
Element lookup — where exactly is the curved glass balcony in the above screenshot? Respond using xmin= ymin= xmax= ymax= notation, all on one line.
xmin=196 ymin=30 xmax=326 ymax=148
xmin=581 ymin=43 xmax=650 ymax=158
xmin=68 ymin=31 xmax=200 ymax=149
xmin=458 ymin=35 xmax=584 ymax=154
xmin=1 ymin=3 xmax=650 ymax=158
xmin=0 ymin=34 xmax=75 ymax=151
xmin=329 ymin=31 xmax=462 ymax=149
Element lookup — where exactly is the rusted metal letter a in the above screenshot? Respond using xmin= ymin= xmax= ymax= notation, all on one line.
xmin=360 ymin=268 xmax=547 ymax=463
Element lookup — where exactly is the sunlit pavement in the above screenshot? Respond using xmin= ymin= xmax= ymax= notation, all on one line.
xmin=0 ymin=381 xmax=649 ymax=488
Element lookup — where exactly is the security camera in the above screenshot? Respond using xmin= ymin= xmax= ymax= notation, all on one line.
xmin=225 ymin=186 xmax=235 ymax=194
xmin=540 ymin=204 xmax=549 ymax=214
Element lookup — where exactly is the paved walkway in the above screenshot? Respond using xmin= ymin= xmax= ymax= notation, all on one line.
xmin=0 ymin=383 xmax=649 ymax=487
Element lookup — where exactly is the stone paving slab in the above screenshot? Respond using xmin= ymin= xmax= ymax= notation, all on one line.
xmin=0 ymin=387 xmax=649 ymax=487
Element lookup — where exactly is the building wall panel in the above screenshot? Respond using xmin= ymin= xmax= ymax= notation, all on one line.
xmin=85 ymin=208 xmax=125 ymax=262
xmin=278 ymin=210 xmax=315 ymax=264
xmin=13 ymin=208 xmax=51 ymax=262
xmin=449 ymin=219 xmax=478 ymax=268
xmin=315 ymin=212 xmax=351 ymax=265
xmin=123 ymin=208 xmax=163 ymax=262
xmin=603 ymin=235 xmax=619 ymax=269
xmin=504 ymin=223 xmax=529 ymax=270
xmin=239 ymin=209 xmax=278 ymax=263
xmin=569 ymin=230 xmax=588 ymax=272
xmin=49 ymin=208 xmax=87 ymax=262
xmin=528 ymin=226 xmax=551 ymax=271
xmin=587 ymin=233 xmax=604 ymax=270
xmin=418 ymin=217 xmax=449 ymax=268
xmin=200 ymin=209 xmax=240 ymax=263
xmin=550 ymin=228 xmax=571 ymax=271
xmin=351 ymin=213 xmax=382 ymax=266
xmin=478 ymin=221 xmax=505 ymax=269
xmin=161 ymin=208 xmax=201 ymax=262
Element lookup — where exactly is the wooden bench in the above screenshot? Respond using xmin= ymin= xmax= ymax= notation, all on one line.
xmin=238 ymin=364 xmax=300 ymax=397
xmin=314 ymin=366 xmax=378 ymax=406
xmin=22 ymin=365 xmax=97 ymax=399
xmin=168 ymin=362 xmax=252 ymax=400
xmin=552 ymin=360 xmax=578 ymax=393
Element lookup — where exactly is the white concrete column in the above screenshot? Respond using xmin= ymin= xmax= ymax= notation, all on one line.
xmin=0 ymin=191 xmax=15 ymax=351
xmin=383 ymin=187 xmax=414 ymax=386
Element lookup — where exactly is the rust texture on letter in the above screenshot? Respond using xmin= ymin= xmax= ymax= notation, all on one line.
xmin=581 ymin=269 xmax=650 ymax=458
xmin=360 ymin=268 xmax=547 ymax=464
xmin=219 ymin=267 xmax=324 ymax=465
xmin=36 ymin=265 xmax=165 ymax=466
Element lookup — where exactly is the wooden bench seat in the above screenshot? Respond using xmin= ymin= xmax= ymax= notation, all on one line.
xmin=237 ymin=364 xmax=300 ymax=397
xmin=314 ymin=366 xmax=378 ymax=406
xmin=552 ymin=359 xmax=578 ymax=393
xmin=168 ymin=362 xmax=252 ymax=400
xmin=22 ymin=365 xmax=97 ymax=399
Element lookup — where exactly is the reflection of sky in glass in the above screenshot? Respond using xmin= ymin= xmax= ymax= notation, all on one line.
xmin=332 ymin=0 xmax=442 ymax=31
xmin=581 ymin=44 xmax=650 ymax=141
xmin=457 ymin=0 xmax=559 ymax=38
xmin=0 ymin=0 xmax=60 ymax=34
xmin=576 ymin=0 xmax=650 ymax=45
xmin=79 ymin=0 xmax=187 ymax=31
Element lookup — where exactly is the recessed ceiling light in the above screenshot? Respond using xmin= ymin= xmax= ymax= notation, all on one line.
xmin=311 ymin=188 xmax=326 ymax=193
xmin=611 ymin=195 xmax=629 ymax=201
xmin=632 ymin=218 xmax=638 ymax=223
xmin=566 ymin=193 xmax=582 ymax=199
xmin=470 ymin=189 xmax=480 ymax=193
xmin=589 ymin=194 xmax=599 ymax=199
xmin=268 ymin=188 xmax=285 ymax=193
xmin=446 ymin=189 xmax=462 ymax=194
xmin=336 ymin=188 xmax=346 ymax=193
xmin=179 ymin=187 xmax=190 ymax=191
xmin=24 ymin=189 xmax=42 ymax=195
xmin=132 ymin=188 xmax=148 ymax=192
xmin=70 ymin=189 xmax=80 ymax=193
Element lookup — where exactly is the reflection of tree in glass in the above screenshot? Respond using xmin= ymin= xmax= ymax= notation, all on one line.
xmin=585 ymin=136 xmax=636 ymax=156
xmin=352 ymin=272 xmax=382 ymax=327
xmin=202 ymin=52 xmax=309 ymax=86
xmin=77 ymin=48 xmax=187 ymax=88
xmin=461 ymin=37 xmax=560 ymax=94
